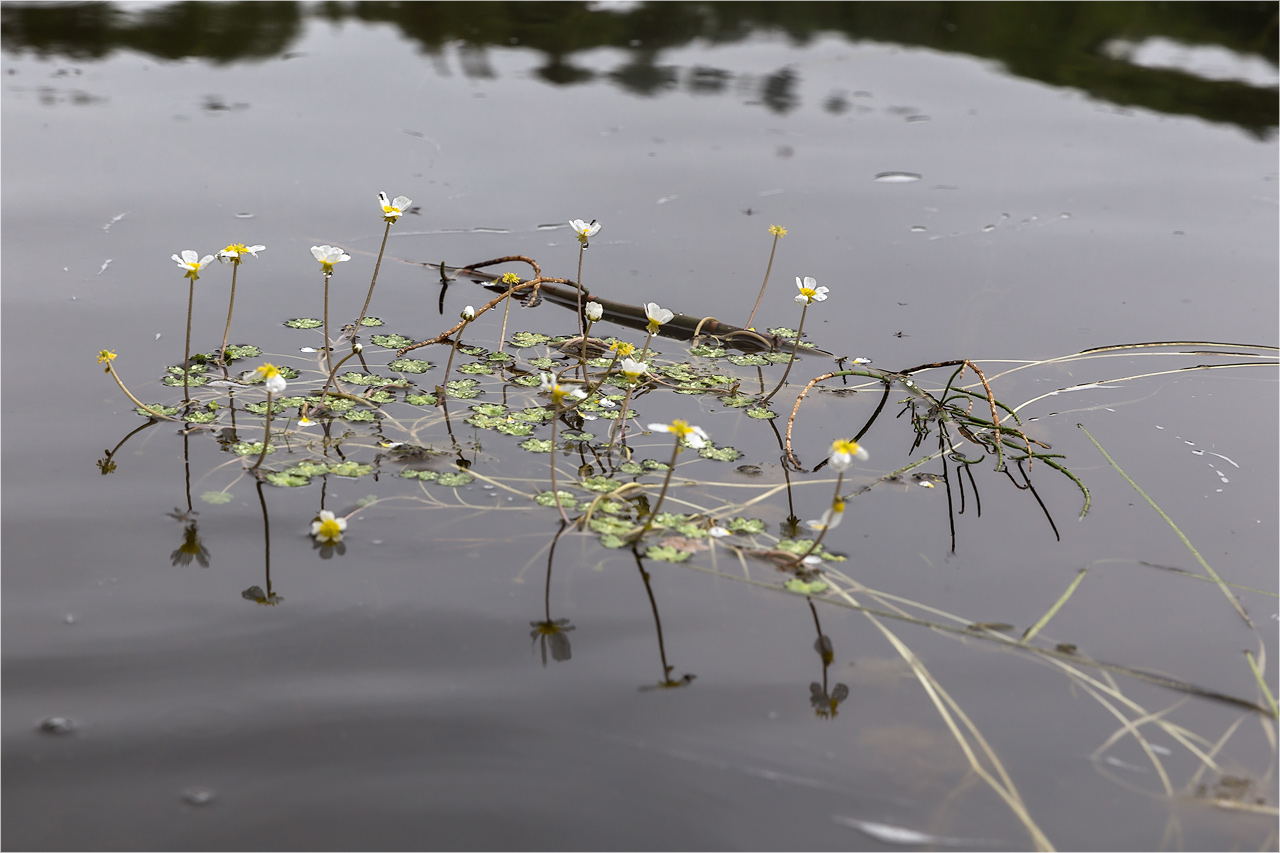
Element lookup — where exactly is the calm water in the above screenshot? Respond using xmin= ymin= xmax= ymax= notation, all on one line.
xmin=3 ymin=3 xmax=1278 ymax=850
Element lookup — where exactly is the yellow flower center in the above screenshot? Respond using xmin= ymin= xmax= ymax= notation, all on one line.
xmin=669 ymin=419 xmax=693 ymax=438
xmin=769 ymin=225 xmax=787 ymax=237
xmin=317 ymin=518 xmax=342 ymax=541
xmin=97 ymin=349 xmax=117 ymax=364
xmin=501 ymin=272 xmax=521 ymax=284
xmin=610 ymin=341 xmax=635 ymax=357
xmin=832 ymin=498 xmax=846 ymax=513
xmin=799 ymin=287 xmax=817 ymax=299
xmin=256 ymin=363 xmax=281 ymax=380
xmin=832 ymin=439 xmax=860 ymax=457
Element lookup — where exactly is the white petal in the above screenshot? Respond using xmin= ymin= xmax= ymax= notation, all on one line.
xmin=378 ymin=191 xmax=390 ymax=207
xmin=795 ymin=294 xmax=809 ymax=304
xmin=647 ymin=423 xmax=672 ymax=433
xmin=311 ymin=245 xmax=327 ymax=261
xmin=392 ymin=196 xmax=411 ymax=210
xmin=181 ymin=249 xmax=199 ymax=265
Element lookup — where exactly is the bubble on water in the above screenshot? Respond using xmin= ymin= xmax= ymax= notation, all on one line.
xmin=874 ymin=171 xmax=921 ymax=183
xmin=63 ymin=614 xmax=76 ymax=624
xmin=38 ymin=716 xmax=74 ymax=735
xmin=909 ymin=225 xmax=927 ymax=233
xmin=905 ymin=114 xmax=930 ymax=123
xmin=234 ymin=212 xmax=254 ymax=219
xmin=182 ymin=787 xmax=216 ymax=806
xmin=982 ymin=224 xmax=995 ymax=232
xmin=1060 ymin=212 xmax=1072 ymax=219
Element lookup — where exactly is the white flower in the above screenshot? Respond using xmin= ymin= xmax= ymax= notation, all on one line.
xmin=461 ymin=305 xmax=476 ymax=321
xmin=794 ymin=276 xmax=829 ymax=305
xmin=806 ymin=499 xmax=846 ymax=532
xmin=648 ymin=419 xmax=709 ymax=449
xmin=828 ymin=439 xmax=868 ymax=472
xmin=311 ymin=245 xmax=351 ymax=273
xmin=539 ymin=373 xmax=587 ymax=407
xmin=297 ymin=416 xmax=315 ymax=428
xmin=708 ymin=526 xmax=730 ymax=539
xmin=569 ymin=218 xmax=601 ymax=245
xmin=252 ymin=363 xmax=287 ymax=395
xmin=620 ymin=357 xmax=648 ymax=382
xmin=217 ymin=243 xmax=265 ymax=264
xmin=585 ymin=301 xmax=603 ymax=322
xmin=379 ymin=192 xmax=412 ymax=222
xmin=644 ymin=302 xmax=674 ymax=334
xmin=311 ymin=510 xmax=347 ymax=544
xmin=172 ymin=250 xmax=215 ymax=281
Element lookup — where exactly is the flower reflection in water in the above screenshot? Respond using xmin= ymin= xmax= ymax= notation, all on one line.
xmin=170 ymin=521 xmax=210 ymax=568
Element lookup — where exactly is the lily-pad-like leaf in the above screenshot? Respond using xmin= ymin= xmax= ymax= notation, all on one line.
xmin=690 ymin=344 xmax=726 ymax=358
xmin=201 ymin=491 xmax=233 ymax=505
xmin=328 ymin=461 xmax=374 ymax=478
xmin=496 ymin=421 xmax=533 ymax=436
xmin=645 ymin=545 xmax=691 ymax=563
xmin=486 ymin=352 xmax=515 ymax=364
xmin=458 ymin=362 xmax=496 ymax=375
xmin=371 ymin=333 xmax=415 ymax=349
xmin=561 ymin=431 xmax=595 ymax=443
xmin=513 ymin=406 xmax=553 ymax=423
xmin=521 ymin=438 xmax=554 ymax=453
xmin=777 ymin=539 xmax=846 ymax=563
xmin=472 ymin=403 xmax=508 ymax=417
xmin=138 ymin=404 xmax=180 ymax=418
xmin=387 ymin=358 xmax=432 ymax=373
xmin=437 ymin=472 xmax=474 ymax=487
xmin=223 ymin=344 xmax=262 ymax=361
xmin=598 ymin=533 xmax=629 ymax=549
xmin=784 ymin=578 xmax=828 ymax=595
xmin=444 ymin=379 xmax=481 ymax=399
xmin=184 ymin=409 xmax=219 ymax=424
xmin=719 ymin=393 xmax=755 ymax=408
xmin=526 ymin=356 xmax=555 ymax=369
xmin=746 ymin=407 xmax=777 ymax=419
xmin=263 ymin=471 xmax=310 ymax=488
xmin=511 ymin=331 xmax=553 ymax=348
xmin=458 ymin=345 xmax=486 ymax=357
xmin=653 ymin=512 xmax=705 ymax=537
xmin=231 ymin=441 xmax=274 ymax=456
xmin=511 ymin=374 xmax=542 ymax=387
xmin=580 ymin=475 xmax=624 ymax=493
xmin=285 ymin=461 xmax=331 ymax=478
xmin=535 ymin=490 xmax=579 ymax=509
xmin=285 ymin=318 xmax=324 ymax=329
xmin=405 ymin=393 xmax=439 ymax=406
xmin=699 ymin=444 xmax=742 ymax=462
xmin=343 ymin=409 xmax=377 ymax=423
xmin=400 ymin=469 xmax=440 ymax=481
xmin=768 ymin=327 xmax=799 ymax=340
xmin=726 ymin=516 xmax=765 ymax=534
xmin=338 ymin=372 xmax=389 ymax=386
xmin=306 ymin=396 xmax=355 ymax=412
xmin=163 ymin=374 xmax=209 ymax=387
xmin=727 ymin=354 xmax=770 ymax=366
xmin=588 ymin=516 xmax=633 ymax=536
xmin=167 ymin=363 xmax=209 ymax=376
xmin=365 ymin=389 xmax=397 ymax=404
xmin=359 ymin=317 xmax=384 ymax=327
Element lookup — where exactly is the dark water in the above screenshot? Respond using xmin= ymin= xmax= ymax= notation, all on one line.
xmin=3 ymin=3 xmax=1278 ymax=850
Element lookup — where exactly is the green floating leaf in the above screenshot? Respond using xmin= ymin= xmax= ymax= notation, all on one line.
xmin=458 ymin=362 xmax=496 ymax=375
xmin=598 ymin=533 xmax=629 ymax=550
xmin=371 ymin=333 xmax=415 ymax=349
xmin=400 ymin=469 xmax=439 ymax=481
xmin=167 ymin=363 xmax=208 ymax=376
xmin=138 ymin=404 xmax=180 ymax=418
xmin=201 ymin=491 xmax=233 ymax=505
xmin=223 ymin=344 xmax=262 ymax=361
xmin=727 ymin=354 xmax=769 ymax=366
xmin=458 ymin=345 xmax=486 ymax=356
xmin=510 ymin=331 xmax=552 ymax=348
xmin=387 ymin=358 xmax=431 ymax=374
xmin=185 ymin=409 xmax=219 ymax=424
xmin=286 ymin=461 xmax=331 ymax=478
xmin=535 ymin=490 xmax=579 ymax=508
xmin=526 ymin=356 xmax=555 ymax=369
xmin=726 ymin=517 xmax=765 ymax=534
xmin=719 ymin=393 xmax=755 ymax=408
xmin=343 ymin=409 xmax=377 ymax=423
xmin=619 ymin=461 xmax=644 ymax=475
xmin=163 ymin=374 xmax=209 ymax=387
xmin=767 ymin=327 xmax=799 ymax=340
xmin=366 ymin=390 xmax=396 ymax=404
xmin=445 ymin=379 xmax=481 ymax=399
xmin=338 ymin=372 xmax=388 ymax=386
xmin=437 ymin=472 xmax=474 ymax=487
xmin=472 ymin=403 xmax=508 ymax=417
xmin=594 ymin=500 xmax=631 ymax=516
xmin=690 ymin=344 xmax=726 ymax=358
xmin=263 ymin=472 xmax=310 ymax=488
xmin=589 ymin=516 xmax=633 ymax=536
xmin=285 ymin=318 xmax=323 ymax=329
xmin=561 ymin=431 xmax=595 ymax=443
xmin=784 ymin=578 xmax=828 ymax=595
xmin=306 ymin=395 xmax=355 ymax=412
xmin=359 ymin=317 xmax=384 ymax=327
xmin=511 ymin=374 xmax=542 ymax=387
xmin=645 ymin=545 xmax=691 ymax=563
xmin=700 ymin=444 xmax=742 ymax=462
xmin=231 ymin=441 xmax=273 ymax=456
xmin=496 ymin=421 xmax=534 ymax=436
xmin=654 ymin=513 xmax=705 ymax=537
xmin=405 ymin=393 xmax=438 ymax=406
xmin=328 ymin=461 xmax=374 ymax=477
xmin=746 ymin=407 xmax=777 ymax=419
xmin=486 ymin=352 xmax=515 ymax=364
xmin=521 ymin=438 xmax=554 ymax=453
xmin=776 ymin=539 xmax=846 ymax=563
xmin=581 ymin=475 xmax=624 ymax=493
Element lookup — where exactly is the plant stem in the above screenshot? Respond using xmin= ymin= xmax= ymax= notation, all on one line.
xmin=635 ymin=438 xmax=683 ymax=540
xmin=549 ymin=404 xmax=571 ymax=524
xmin=107 ymin=364 xmax=178 ymax=421
xmin=219 ymin=261 xmax=239 ymax=368
xmin=183 ymin=278 xmax=195 ymax=404
xmin=795 ymin=471 xmax=844 ymax=565
xmin=322 ymin=270 xmax=334 ymax=379
xmin=761 ymin=302 xmax=809 ymax=404
xmin=498 ymin=280 xmax=515 ymax=354
xmin=353 ymin=221 xmax=391 ymax=337
xmin=745 ymin=231 xmax=781 ymax=330
xmin=251 ymin=390 xmax=274 ymax=472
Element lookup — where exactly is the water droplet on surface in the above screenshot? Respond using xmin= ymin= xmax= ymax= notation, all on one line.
xmin=1060 ymin=212 xmax=1072 ymax=219
xmin=63 ymin=614 xmax=76 ymax=624
xmin=905 ymin=114 xmax=930 ymax=123
xmin=38 ymin=717 xmax=74 ymax=735
xmin=182 ymin=787 xmax=215 ymax=806
xmin=909 ymin=225 xmax=927 ymax=232
xmin=982 ymin=224 xmax=995 ymax=232
xmin=234 ymin=212 xmax=254 ymax=219
xmin=873 ymin=171 xmax=922 ymax=183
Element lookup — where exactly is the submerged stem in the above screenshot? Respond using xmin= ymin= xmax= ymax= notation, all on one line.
xmin=251 ymin=390 xmax=274 ymax=472
xmin=636 ymin=438 xmax=683 ymax=540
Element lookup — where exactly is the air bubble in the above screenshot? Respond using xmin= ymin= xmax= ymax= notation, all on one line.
xmin=182 ymin=787 xmax=216 ymax=806
xmin=873 ymin=172 xmax=921 ymax=183
xmin=38 ymin=717 xmax=74 ymax=735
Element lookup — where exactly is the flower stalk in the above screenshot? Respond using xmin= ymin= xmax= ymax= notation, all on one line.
xmin=746 ymin=224 xmax=786 ymax=330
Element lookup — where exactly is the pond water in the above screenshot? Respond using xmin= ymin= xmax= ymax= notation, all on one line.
xmin=3 ymin=3 xmax=1277 ymax=850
